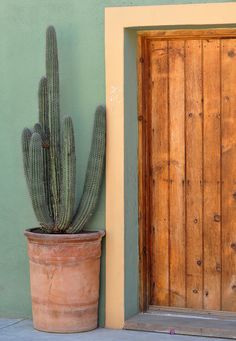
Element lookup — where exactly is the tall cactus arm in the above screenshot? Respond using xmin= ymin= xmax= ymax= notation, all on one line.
xmin=67 ymin=106 xmax=106 ymax=233
xmin=33 ymin=122 xmax=53 ymax=219
xmin=38 ymin=77 xmax=49 ymax=138
xmin=29 ymin=132 xmax=54 ymax=232
xmin=33 ymin=122 xmax=49 ymax=147
xmin=22 ymin=128 xmax=32 ymax=193
xmin=33 ymin=123 xmax=44 ymax=137
xmin=38 ymin=77 xmax=53 ymax=219
xmin=57 ymin=117 xmax=76 ymax=231
xmin=46 ymin=25 xmax=61 ymax=221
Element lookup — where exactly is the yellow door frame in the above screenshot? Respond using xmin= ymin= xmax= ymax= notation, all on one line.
xmin=105 ymin=2 xmax=236 ymax=329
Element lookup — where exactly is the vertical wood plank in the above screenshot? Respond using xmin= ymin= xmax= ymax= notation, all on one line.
xmin=185 ymin=39 xmax=203 ymax=309
xmin=203 ymin=39 xmax=221 ymax=310
xmin=168 ymin=40 xmax=186 ymax=308
xmin=150 ymin=40 xmax=169 ymax=306
xmin=221 ymin=38 xmax=236 ymax=312
xmin=137 ymin=35 xmax=150 ymax=312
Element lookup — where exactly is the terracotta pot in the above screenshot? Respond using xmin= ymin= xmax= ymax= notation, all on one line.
xmin=24 ymin=228 xmax=105 ymax=333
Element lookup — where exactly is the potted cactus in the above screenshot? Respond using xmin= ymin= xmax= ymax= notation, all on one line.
xmin=21 ymin=26 xmax=106 ymax=333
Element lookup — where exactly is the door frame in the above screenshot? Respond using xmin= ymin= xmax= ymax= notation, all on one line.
xmin=138 ymin=27 xmax=236 ymax=313
xmin=105 ymin=3 xmax=236 ymax=329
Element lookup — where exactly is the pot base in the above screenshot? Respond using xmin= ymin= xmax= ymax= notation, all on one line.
xmin=32 ymin=294 xmax=98 ymax=333
xmin=24 ymin=228 xmax=105 ymax=333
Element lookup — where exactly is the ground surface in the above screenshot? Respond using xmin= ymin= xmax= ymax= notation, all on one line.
xmin=0 ymin=319 xmax=233 ymax=340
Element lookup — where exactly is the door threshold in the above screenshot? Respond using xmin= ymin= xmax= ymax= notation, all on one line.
xmin=124 ymin=307 xmax=236 ymax=339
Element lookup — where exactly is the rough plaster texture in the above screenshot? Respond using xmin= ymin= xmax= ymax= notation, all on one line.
xmin=0 ymin=0 xmax=233 ymax=326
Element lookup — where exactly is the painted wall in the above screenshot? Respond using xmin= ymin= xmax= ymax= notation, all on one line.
xmin=0 ymin=0 xmax=233 ymax=326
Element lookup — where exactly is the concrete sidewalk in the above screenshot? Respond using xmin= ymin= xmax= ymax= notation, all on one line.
xmin=0 ymin=319 xmax=233 ymax=341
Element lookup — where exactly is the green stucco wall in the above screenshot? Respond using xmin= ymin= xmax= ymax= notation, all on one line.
xmin=0 ymin=0 xmax=233 ymax=327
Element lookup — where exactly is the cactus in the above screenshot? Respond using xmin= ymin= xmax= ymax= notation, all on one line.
xmin=21 ymin=26 xmax=106 ymax=233
xmin=67 ymin=106 xmax=106 ymax=233
xmin=29 ymin=133 xmax=54 ymax=231
xmin=46 ymin=27 xmax=61 ymax=221
xmin=57 ymin=116 xmax=76 ymax=231
xmin=22 ymin=128 xmax=32 ymax=192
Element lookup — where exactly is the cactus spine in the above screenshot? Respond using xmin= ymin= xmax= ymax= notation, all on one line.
xmin=21 ymin=26 xmax=106 ymax=233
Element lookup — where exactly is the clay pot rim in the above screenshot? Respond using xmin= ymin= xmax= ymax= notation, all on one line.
xmin=24 ymin=228 xmax=105 ymax=243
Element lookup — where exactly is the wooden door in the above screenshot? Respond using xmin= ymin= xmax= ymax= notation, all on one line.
xmin=138 ymin=29 xmax=236 ymax=312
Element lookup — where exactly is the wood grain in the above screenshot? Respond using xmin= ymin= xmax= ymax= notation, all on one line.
xmin=168 ymin=40 xmax=186 ymax=307
xmin=221 ymin=38 xmax=236 ymax=312
xmin=138 ymin=30 xmax=236 ymax=313
xmin=150 ymin=40 xmax=169 ymax=306
xmin=137 ymin=35 xmax=149 ymax=312
xmin=138 ymin=28 xmax=236 ymax=40
xmin=202 ymin=39 xmax=221 ymax=310
xmin=185 ymin=39 xmax=203 ymax=309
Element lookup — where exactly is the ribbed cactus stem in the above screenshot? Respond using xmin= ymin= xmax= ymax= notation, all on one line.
xmin=29 ymin=132 xmax=53 ymax=232
xmin=38 ymin=77 xmax=49 ymax=137
xmin=22 ymin=128 xmax=32 ymax=193
xmin=33 ymin=122 xmax=53 ymax=219
xmin=38 ymin=77 xmax=53 ymax=219
xmin=46 ymin=26 xmax=61 ymax=221
xmin=33 ymin=123 xmax=43 ymax=136
xmin=67 ymin=106 xmax=106 ymax=233
xmin=57 ymin=117 xmax=76 ymax=231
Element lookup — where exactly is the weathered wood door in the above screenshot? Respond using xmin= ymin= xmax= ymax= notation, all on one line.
xmin=138 ymin=29 xmax=236 ymax=312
